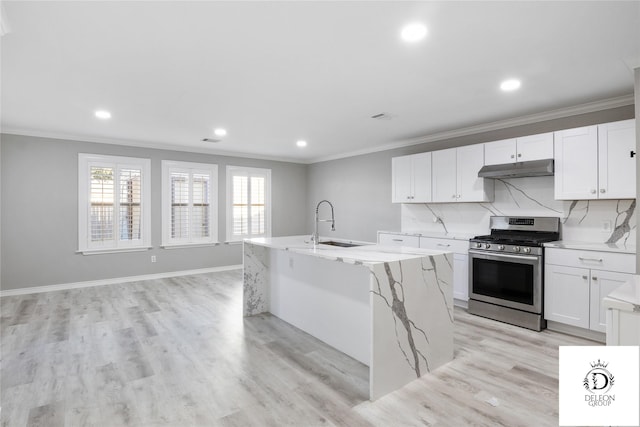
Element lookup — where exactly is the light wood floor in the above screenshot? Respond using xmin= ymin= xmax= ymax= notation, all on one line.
xmin=1 ymin=270 xmax=598 ymax=426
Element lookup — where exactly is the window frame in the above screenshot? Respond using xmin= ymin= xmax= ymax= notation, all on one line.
xmin=161 ymin=160 xmax=219 ymax=247
xmin=226 ymin=166 xmax=272 ymax=242
xmin=78 ymin=153 xmax=151 ymax=254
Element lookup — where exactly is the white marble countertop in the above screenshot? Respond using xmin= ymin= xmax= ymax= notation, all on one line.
xmin=543 ymin=240 xmax=636 ymax=254
xmin=603 ymin=275 xmax=640 ymax=312
xmin=378 ymin=230 xmax=476 ymax=241
xmin=245 ymin=235 xmax=451 ymax=266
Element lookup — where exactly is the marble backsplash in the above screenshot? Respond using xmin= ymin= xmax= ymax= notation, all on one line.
xmin=401 ymin=176 xmax=636 ymax=246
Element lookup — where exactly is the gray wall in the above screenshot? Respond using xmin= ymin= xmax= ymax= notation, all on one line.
xmin=2 ymin=104 xmax=636 ymax=290
xmin=1 ymin=134 xmax=308 ymax=290
xmin=307 ymin=105 xmax=635 ymax=243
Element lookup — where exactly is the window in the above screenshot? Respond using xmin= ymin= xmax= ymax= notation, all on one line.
xmin=226 ymin=166 xmax=271 ymax=241
xmin=161 ymin=161 xmax=218 ymax=246
xmin=78 ymin=154 xmax=151 ymax=253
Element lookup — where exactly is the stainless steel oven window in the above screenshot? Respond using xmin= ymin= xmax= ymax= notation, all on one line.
xmin=468 ymin=250 xmax=543 ymax=313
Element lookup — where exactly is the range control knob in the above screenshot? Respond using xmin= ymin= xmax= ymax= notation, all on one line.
xmin=513 ymin=246 xmax=521 ymax=252
xmin=484 ymin=243 xmax=491 ymax=249
xmin=523 ymin=247 xmax=531 ymax=254
xmin=498 ymin=245 xmax=505 ymax=250
xmin=475 ymin=242 xmax=482 ymax=248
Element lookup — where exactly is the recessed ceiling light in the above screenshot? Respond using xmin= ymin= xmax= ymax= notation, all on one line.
xmin=500 ymin=79 xmax=521 ymax=91
xmin=401 ymin=23 xmax=427 ymax=42
xmin=296 ymin=140 xmax=307 ymax=148
xmin=94 ymin=110 xmax=111 ymax=119
xmin=214 ymin=128 xmax=227 ymax=137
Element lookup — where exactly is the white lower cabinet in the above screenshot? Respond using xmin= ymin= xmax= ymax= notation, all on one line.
xmin=377 ymin=232 xmax=470 ymax=306
xmin=377 ymin=232 xmax=420 ymax=248
xmin=419 ymin=236 xmax=469 ymax=304
xmin=544 ymin=248 xmax=635 ymax=333
xmin=453 ymin=253 xmax=469 ymax=302
xmin=589 ymin=270 xmax=633 ymax=332
xmin=544 ymin=264 xmax=591 ymax=328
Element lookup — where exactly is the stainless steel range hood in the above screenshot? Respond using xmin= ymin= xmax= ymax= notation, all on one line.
xmin=478 ymin=159 xmax=554 ymax=179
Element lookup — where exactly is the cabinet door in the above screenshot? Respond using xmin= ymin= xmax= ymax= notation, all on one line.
xmin=544 ymin=264 xmax=590 ymax=328
xmin=554 ymin=126 xmax=599 ymax=200
xmin=453 ymin=253 xmax=469 ymax=302
xmin=589 ymin=270 xmax=633 ymax=332
xmin=598 ymin=119 xmax=636 ymax=199
xmin=516 ymin=132 xmax=554 ymax=162
xmin=432 ymin=148 xmax=457 ymax=202
xmin=411 ymin=152 xmax=432 ymax=203
xmin=378 ymin=233 xmax=420 ymax=248
xmin=457 ymin=145 xmax=492 ymax=202
xmin=391 ymin=155 xmax=413 ymax=203
xmin=484 ymin=138 xmax=516 ymax=165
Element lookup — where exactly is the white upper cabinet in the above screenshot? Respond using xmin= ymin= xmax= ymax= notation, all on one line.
xmin=391 ymin=152 xmax=432 ymax=203
xmin=555 ymin=119 xmax=636 ymax=200
xmin=516 ymin=132 xmax=554 ymax=162
xmin=484 ymin=133 xmax=553 ymax=166
xmin=392 ymin=155 xmax=413 ymax=202
xmin=554 ymin=125 xmax=599 ymax=200
xmin=484 ymin=138 xmax=517 ymax=165
xmin=598 ymin=119 xmax=636 ymax=199
xmin=432 ymin=148 xmax=457 ymax=202
xmin=432 ymin=145 xmax=493 ymax=203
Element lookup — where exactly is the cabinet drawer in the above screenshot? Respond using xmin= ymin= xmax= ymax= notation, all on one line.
xmin=419 ymin=237 xmax=468 ymax=254
xmin=378 ymin=233 xmax=420 ymax=248
xmin=545 ymin=248 xmax=635 ymax=273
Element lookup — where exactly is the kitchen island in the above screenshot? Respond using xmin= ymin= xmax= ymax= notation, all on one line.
xmin=243 ymin=235 xmax=453 ymax=400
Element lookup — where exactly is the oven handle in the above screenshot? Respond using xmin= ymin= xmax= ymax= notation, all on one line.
xmin=468 ymin=249 xmax=539 ymax=261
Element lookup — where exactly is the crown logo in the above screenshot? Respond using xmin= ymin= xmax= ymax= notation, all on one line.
xmin=590 ymin=359 xmax=609 ymax=369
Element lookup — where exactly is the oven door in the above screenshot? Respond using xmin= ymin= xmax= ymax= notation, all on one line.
xmin=468 ymin=249 xmax=543 ymax=313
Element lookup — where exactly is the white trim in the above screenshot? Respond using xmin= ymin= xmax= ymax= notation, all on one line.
xmin=161 ymin=243 xmax=220 ymax=249
xmin=77 ymin=246 xmax=152 ymax=255
xmin=3 ymin=128 xmax=305 ymax=164
xmin=4 ymin=94 xmax=633 ymax=166
xmin=309 ymin=94 xmax=635 ymax=163
xmin=0 ymin=265 xmax=242 ymax=297
xmin=78 ymin=153 xmax=152 ymax=252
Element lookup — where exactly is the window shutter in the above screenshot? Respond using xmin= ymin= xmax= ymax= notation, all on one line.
xmin=226 ymin=166 xmax=271 ymax=241
xmin=161 ymin=161 xmax=218 ymax=246
xmin=79 ymin=154 xmax=151 ymax=253
xmin=90 ymin=166 xmax=115 ymax=243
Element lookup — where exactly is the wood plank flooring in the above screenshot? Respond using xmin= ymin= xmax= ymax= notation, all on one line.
xmin=1 ymin=270 xmax=599 ymax=426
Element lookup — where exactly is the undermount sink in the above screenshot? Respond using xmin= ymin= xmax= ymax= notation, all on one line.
xmin=319 ymin=240 xmax=364 ymax=248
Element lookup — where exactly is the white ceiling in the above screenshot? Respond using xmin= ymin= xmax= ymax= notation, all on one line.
xmin=2 ymin=1 xmax=639 ymax=163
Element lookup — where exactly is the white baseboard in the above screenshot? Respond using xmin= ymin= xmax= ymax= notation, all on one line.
xmin=0 ymin=265 xmax=243 ymax=297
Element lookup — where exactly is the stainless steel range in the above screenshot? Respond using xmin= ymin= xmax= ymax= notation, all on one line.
xmin=468 ymin=216 xmax=560 ymax=331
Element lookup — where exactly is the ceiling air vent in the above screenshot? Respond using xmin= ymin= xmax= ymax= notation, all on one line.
xmin=202 ymin=138 xmax=221 ymax=143
xmin=371 ymin=112 xmax=395 ymax=120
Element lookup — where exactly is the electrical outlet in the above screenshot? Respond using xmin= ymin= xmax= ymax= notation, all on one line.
xmin=602 ymin=220 xmax=612 ymax=233
xmin=151 ymin=255 xmax=157 ymax=263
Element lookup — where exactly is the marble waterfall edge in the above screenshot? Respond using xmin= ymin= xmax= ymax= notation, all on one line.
xmin=243 ymin=242 xmax=269 ymax=316
xmin=369 ymin=253 xmax=454 ymax=400
xmin=242 ymin=237 xmax=454 ymax=400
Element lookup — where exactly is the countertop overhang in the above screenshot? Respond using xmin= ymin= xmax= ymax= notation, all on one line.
xmin=245 ymin=235 xmax=451 ymax=266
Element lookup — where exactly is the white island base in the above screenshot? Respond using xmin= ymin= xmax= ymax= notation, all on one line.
xmin=243 ymin=236 xmax=454 ymax=400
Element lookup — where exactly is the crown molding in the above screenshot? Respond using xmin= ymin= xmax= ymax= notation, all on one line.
xmin=0 ymin=128 xmax=307 ymax=164
xmin=308 ymin=94 xmax=635 ymax=164
xmin=3 ymin=94 xmax=634 ymax=166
